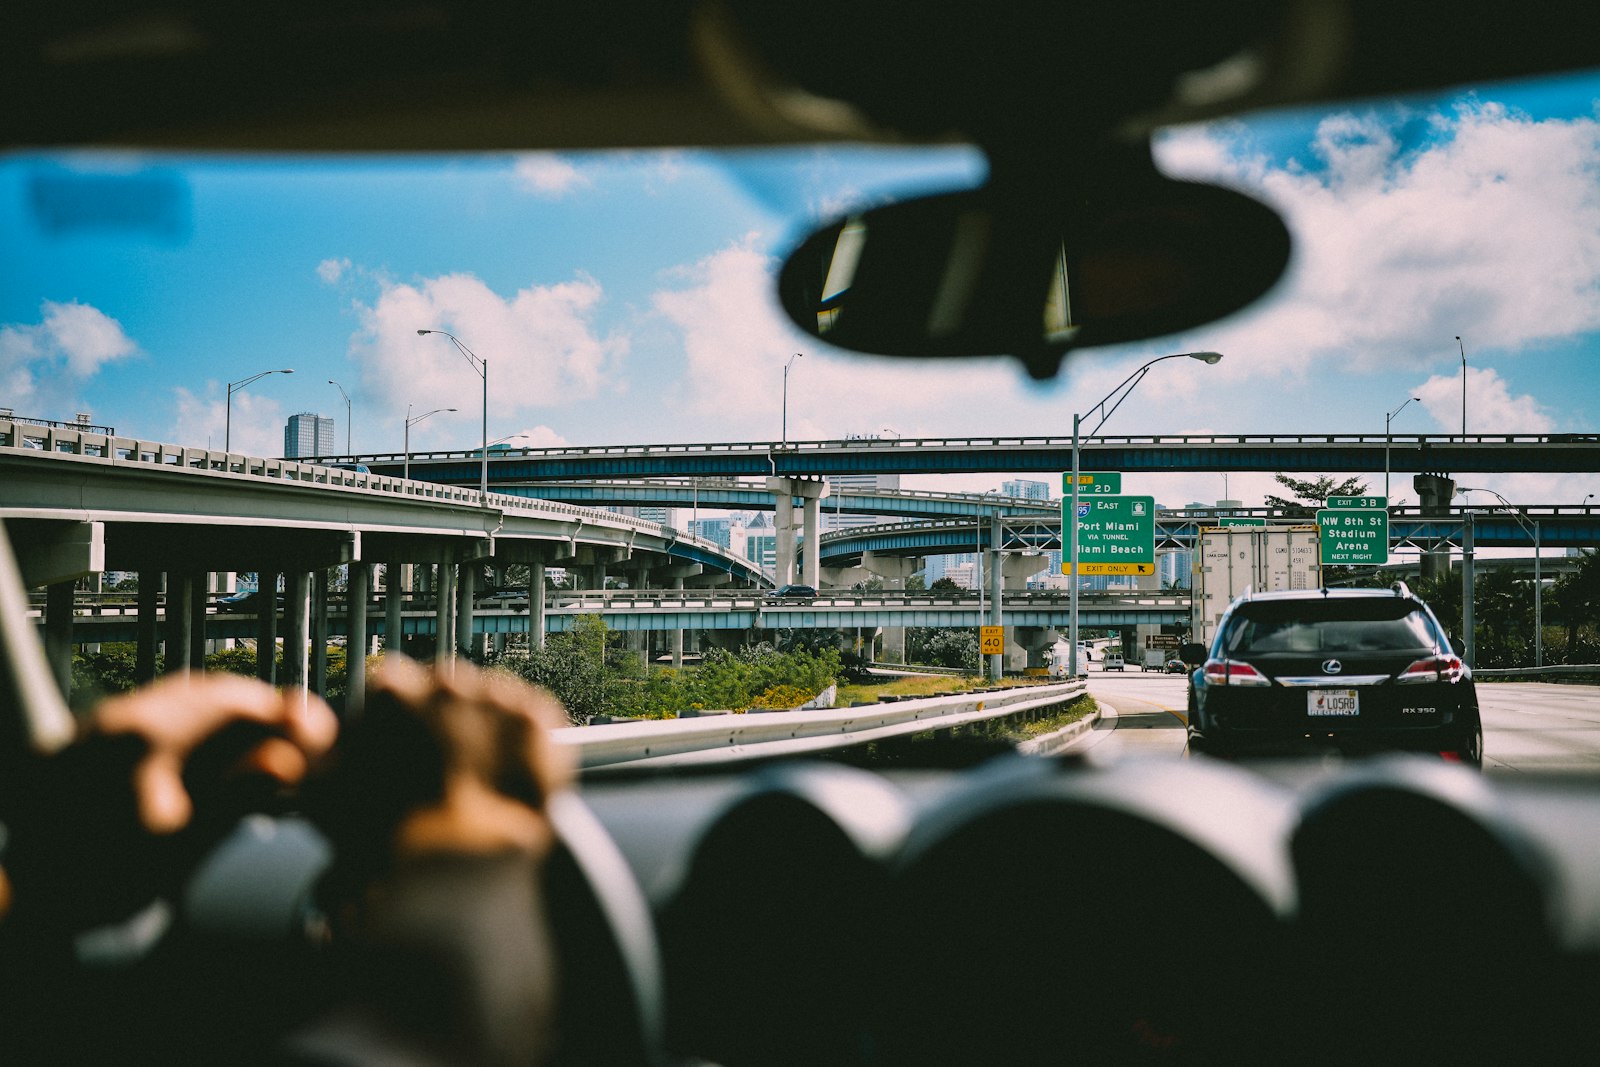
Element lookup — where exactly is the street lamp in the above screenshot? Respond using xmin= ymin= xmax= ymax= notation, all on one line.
xmin=404 ymin=404 xmax=457 ymax=480
xmin=1458 ymin=486 xmax=1543 ymax=667
xmin=782 ymin=352 xmax=803 ymax=447
xmin=882 ymin=427 xmax=901 ymax=440
xmin=1384 ymin=396 xmax=1421 ymax=500
xmin=1456 ymin=335 xmax=1467 ymax=436
xmin=1069 ymin=351 xmax=1223 ymax=677
xmin=417 ymin=329 xmax=488 ymax=498
xmin=225 ymin=368 xmax=293 ymax=452
xmin=328 ymin=379 xmax=352 ymax=454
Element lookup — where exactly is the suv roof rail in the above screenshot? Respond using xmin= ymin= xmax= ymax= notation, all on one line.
xmin=1390 ymin=580 xmax=1413 ymax=598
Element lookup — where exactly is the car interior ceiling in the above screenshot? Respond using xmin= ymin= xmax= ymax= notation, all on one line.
xmin=9 ymin=2 xmax=1600 ymax=1065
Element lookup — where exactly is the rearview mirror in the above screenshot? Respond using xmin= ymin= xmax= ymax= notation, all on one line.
xmin=777 ymin=149 xmax=1289 ymax=380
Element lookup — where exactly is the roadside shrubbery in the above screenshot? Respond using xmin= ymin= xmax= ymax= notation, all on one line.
xmin=493 ymin=616 xmax=841 ymax=724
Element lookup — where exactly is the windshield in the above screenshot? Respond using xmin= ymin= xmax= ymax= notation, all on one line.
xmin=1222 ymin=603 xmax=1440 ymax=656
xmin=3 ymin=68 xmax=1598 ymax=781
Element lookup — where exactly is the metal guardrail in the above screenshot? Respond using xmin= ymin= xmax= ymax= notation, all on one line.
xmin=1471 ymin=664 xmax=1600 ymax=680
xmin=553 ymin=679 xmax=1087 ymax=770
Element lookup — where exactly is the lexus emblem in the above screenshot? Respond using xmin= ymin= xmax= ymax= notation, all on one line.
xmin=1322 ymin=659 xmax=1343 ymax=674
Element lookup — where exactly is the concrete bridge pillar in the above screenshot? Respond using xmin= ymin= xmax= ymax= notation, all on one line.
xmin=44 ymin=581 xmax=73 ymax=699
xmin=165 ymin=571 xmax=193 ymax=673
xmin=766 ymin=477 xmax=830 ymax=586
xmin=1013 ymin=625 xmax=1059 ymax=672
xmin=456 ymin=561 xmax=477 ymax=660
xmin=137 ymin=571 xmax=160 ymax=683
xmin=528 ymin=562 xmax=547 ymax=651
xmin=347 ymin=562 xmax=370 ymax=711
xmin=859 ymin=556 xmax=920 ymax=664
xmin=256 ymin=570 xmax=279 ymax=684
xmin=1001 ymin=553 xmax=1050 ymax=590
xmin=1415 ymin=472 xmax=1458 ymax=582
xmin=311 ymin=570 xmax=329 ymax=696
xmin=435 ymin=561 xmax=455 ymax=663
xmin=384 ymin=559 xmax=404 ymax=656
xmin=285 ymin=570 xmax=310 ymax=689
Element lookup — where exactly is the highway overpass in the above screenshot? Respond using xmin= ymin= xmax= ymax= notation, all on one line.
xmin=334 ymin=431 xmax=1600 ymax=482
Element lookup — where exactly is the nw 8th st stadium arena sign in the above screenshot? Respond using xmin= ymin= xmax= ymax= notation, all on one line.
xmin=1317 ymin=497 xmax=1390 ymax=566
xmin=1063 ymin=495 xmax=1156 ymax=576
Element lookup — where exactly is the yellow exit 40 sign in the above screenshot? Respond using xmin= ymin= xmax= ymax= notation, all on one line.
xmin=979 ymin=626 xmax=1005 ymax=655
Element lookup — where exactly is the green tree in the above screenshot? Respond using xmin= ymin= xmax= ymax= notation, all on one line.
xmin=928 ymin=577 xmax=965 ymax=595
xmin=1264 ymin=473 xmax=1369 ymax=516
xmin=1550 ymin=550 xmax=1600 ymax=662
xmin=908 ymin=627 xmax=979 ymax=671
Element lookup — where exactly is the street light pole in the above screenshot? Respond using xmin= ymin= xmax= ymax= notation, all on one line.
xmin=1458 ymin=486 xmax=1543 ymax=667
xmin=417 ymin=329 xmax=488 ymax=498
xmin=1068 ymin=351 xmax=1223 ymax=677
xmin=225 ymin=368 xmax=294 ymax=452
xmin=1385 ymin=396 xmax=1420 ymax=501
xmin=782 ymin=353 xmax=803 ymax=447
xmin=328 ymin=379 xmax=352 ymax=454
xmin=404 ymin=404 xmax=457 ymax=480
xmin=1457 ymin=335 xmax=1467 ymax=436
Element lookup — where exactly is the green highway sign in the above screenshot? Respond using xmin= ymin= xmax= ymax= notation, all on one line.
xmin=1317 ymin=508 xmax=1389 ymax=566
xmin=1216 ymin=517 xmax=1267 ymax=527
xmin=1063 ymin=471 xmax=1122 ymax=495
xmin=1064 ymin=494 xmax=1156 ymax=575
xmin=1326 ymin=495 xmax=1387 ymax=510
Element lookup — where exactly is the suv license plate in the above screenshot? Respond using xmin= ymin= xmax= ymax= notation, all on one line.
xmin=1309 ymin=689 xmax=1359 ymax=717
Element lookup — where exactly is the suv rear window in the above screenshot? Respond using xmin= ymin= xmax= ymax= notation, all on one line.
xmin=1221 ymin=601 xmax=1439 ymax=656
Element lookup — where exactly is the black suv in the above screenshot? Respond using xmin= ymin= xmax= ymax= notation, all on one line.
xmin=765 ymin=584 xmax=819 ymax=599
xmin=1184 ymin=584 xmax=1482 ymax=765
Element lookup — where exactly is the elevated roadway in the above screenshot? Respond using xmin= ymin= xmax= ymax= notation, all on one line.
xmin=818 ymin=507 xmax=1600 ymax=566
xmin=335 ymin=432 xmax=1600 ymax=482
xmin=48 ymin=588 xmax=1191 ymax=642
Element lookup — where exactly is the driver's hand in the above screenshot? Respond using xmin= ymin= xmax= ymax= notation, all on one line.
xmin=2 ymin=672 xmax=337 ymax=932
xmin=320 ymin=655 xmax=573 ymax=866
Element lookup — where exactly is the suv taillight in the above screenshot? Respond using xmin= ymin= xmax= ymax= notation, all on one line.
xmin=1397 ymin=654 xmax=1465 ymax=684
xmin=1202 ymin=658 xmax=1271 ymax=687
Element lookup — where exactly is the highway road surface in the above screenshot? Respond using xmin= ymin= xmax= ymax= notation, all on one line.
xmin=1074 ymin=667 xmax=1600 ymax=774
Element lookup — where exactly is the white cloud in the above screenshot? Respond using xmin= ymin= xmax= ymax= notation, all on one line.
xmin=348 ymin=271 xmax=628 ymax=423
xmin=1415 ymin=365 xmax=1553 ymax=434
xmin=0 ymin=300 xmax=138 ymax=411
xmin=171 ymin=384 xmax=287 ymax=456
xmin=495 ymin=425 xmax=568 ymax=448
xmin=651 ymin=237 xmax=1009 ymax=440
xmin=512 ymin=154 xmax=593 ymax=197
xmin=1156 ymin=101 xmax=1600 ymax=394
xmin=317 ymin=257 xmax=352 ymax=284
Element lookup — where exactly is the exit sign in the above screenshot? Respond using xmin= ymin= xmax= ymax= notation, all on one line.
xmin=1064 ymin=494 xmax=1156 ymax=575
xmin=1063 ymin=472 xmax=1121 ymax=495
xmin=1317 ymin=508 xmax=1390 ymax=566
xmin=1326 ymin=495 xmax=1387 ymax=510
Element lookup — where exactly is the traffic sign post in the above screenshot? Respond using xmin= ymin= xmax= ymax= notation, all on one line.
xmin=1317 ymin=508 xmax=1389 ymax=565
xmin=1062 ymin=494 xmax=1156 ymax=575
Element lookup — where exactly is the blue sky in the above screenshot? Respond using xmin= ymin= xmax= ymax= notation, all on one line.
xmin=5 ymin=70 xmax=1600 ymax=513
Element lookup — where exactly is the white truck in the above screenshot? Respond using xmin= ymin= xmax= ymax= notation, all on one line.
xmin=1189 ymin=525 xmax=1322 ymax=651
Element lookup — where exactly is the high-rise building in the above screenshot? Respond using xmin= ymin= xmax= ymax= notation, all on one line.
xmin=1001 ymin=478 xmax=1051 ymax=500
xmin=689 ymin=517 xmax=733 ymax=549
xmin=827 ymin=445 xmax=902 ymax=531
xmin=284 ymin=412 xmax=334 ymax=458
xmin=614 ymin=505 xmax=677 ymax=527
